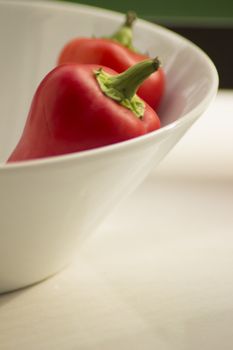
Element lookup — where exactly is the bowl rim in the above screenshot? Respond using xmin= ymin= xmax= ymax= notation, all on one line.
xmin=0 ymin=0 xmax=219 ymax=171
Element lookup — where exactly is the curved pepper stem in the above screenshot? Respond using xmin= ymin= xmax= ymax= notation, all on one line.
xmin=95 ymin=57 xmax=161 ymax=118
xmin=110 ymin=11 xmax=137 ymax=51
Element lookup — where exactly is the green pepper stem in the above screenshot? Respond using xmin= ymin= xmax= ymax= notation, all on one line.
xmin=108 ymin=57 xmax=160 ymax=100
xmin=110 ymin=11 xmax=137 ymax=50
xmin=95 ymin=57 xmax=161 ymax=118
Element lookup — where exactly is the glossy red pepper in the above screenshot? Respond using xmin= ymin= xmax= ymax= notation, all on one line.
xmin=58 ymin=12 xmax=165 ymax=111
xmin=8 ymin=58 xmax=161 ymax=162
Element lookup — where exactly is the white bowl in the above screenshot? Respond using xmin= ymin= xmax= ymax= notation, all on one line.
xmin=0 ymin=0 xmax=218 ymax=293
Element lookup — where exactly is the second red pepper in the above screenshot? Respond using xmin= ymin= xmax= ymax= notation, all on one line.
xmin=58 ymin=12 xmax=165 ymax=111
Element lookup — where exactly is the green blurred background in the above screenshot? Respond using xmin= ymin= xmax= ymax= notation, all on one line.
xmin=61 ymin=0 xmax=233 ymax=88
xmin=63 ymin=0 xmax=233 ymax=24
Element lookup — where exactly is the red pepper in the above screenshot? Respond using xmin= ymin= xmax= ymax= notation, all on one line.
xmin=8 ymin=58 xmax=161 ymax=162
xmin=58 ymin=12 xmax=165 ymax=111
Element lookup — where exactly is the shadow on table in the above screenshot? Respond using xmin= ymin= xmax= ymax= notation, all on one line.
xmin=0 ymin=287 xmax=27 ymax=307
xmin=0 ymin=271 xmax=60 ymax=307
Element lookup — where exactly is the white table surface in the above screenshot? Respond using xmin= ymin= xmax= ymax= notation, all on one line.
xmin=1 ymin=90 xmax=233 ymax=350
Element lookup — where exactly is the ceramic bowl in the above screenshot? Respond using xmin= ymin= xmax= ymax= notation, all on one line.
xmin=0 ymin=0 xmax=218 ymax=293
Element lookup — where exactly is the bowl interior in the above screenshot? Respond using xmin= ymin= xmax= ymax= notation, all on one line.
xmin=0 ymin=1 xmax=217 ymax=163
